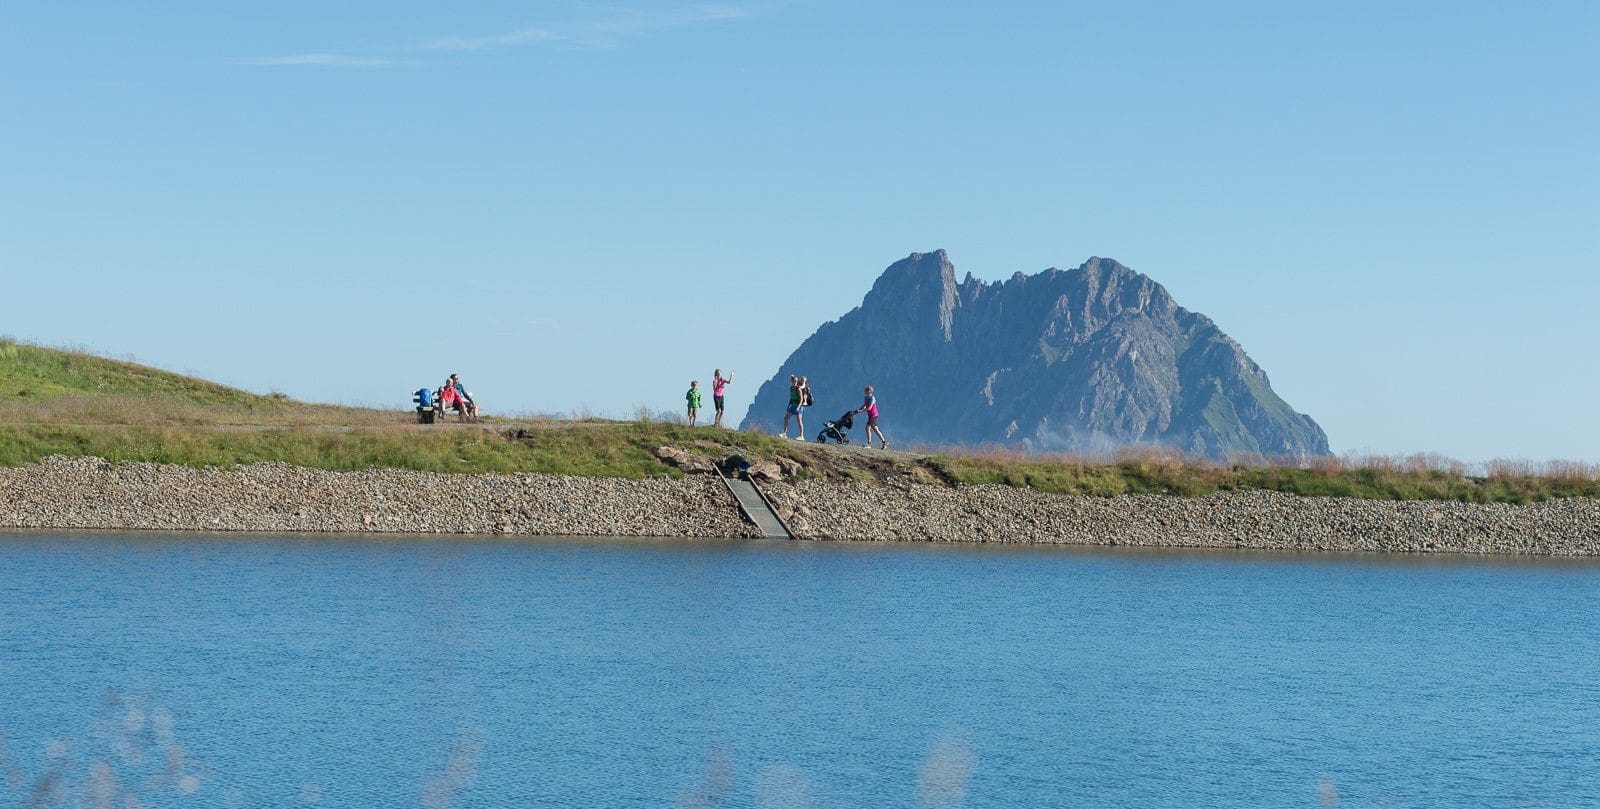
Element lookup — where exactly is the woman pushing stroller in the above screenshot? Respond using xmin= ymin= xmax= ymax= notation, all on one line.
xmin=813 ymin=385 xmax=890 ymax=447
xmin=855 ymin=386 xmax=888 ymax=449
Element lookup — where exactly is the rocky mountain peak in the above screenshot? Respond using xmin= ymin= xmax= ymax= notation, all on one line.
xmin=744 ymin=251 xmax=1329 ymax=459
xmin=862 ymin=249 xmax=961 ymax=342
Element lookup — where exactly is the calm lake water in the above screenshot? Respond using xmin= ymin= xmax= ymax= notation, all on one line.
xmin=2 ymin=532 xmax=1598 ymax=808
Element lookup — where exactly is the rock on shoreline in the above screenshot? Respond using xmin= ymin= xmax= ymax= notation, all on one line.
xmin=2 ymin=456 xmax=1597 ymax=555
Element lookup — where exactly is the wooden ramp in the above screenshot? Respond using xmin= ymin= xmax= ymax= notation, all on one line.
xmin=717 ymin=469 xmax=793 ymax=539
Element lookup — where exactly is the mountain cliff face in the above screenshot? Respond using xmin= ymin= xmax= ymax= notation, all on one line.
xmin=742 ymin=250 xmax=1330 ymax=459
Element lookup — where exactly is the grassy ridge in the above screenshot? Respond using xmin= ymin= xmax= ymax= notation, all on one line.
xmin=0 ymin=339 xmax=378 ymax=427
xmin=0 ymin=339 xmax=808 ymax=477
xmin=0 ymin=422 xmax=809 ymax=478
xmin=3 ymin=339 xmax=1597 ymax=503
xmin=0 ymin=340 xmax=278 ymax=408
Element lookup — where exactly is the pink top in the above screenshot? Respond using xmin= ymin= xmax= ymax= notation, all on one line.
xmin=863 ymin=394 xmax=879 ymax=418
xmin=712 ymin=377 xmax=730 ymax=396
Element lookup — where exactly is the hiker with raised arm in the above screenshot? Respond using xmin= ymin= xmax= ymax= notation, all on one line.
xmin=711 ymin=369 xmax=734 ymax=428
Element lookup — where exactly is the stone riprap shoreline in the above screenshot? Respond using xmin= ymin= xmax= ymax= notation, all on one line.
xmin=0 ymin=456 xmax=760 ymax=539
xmin=763 ymin=480 xmax=1600 ymax=555
xmin=3 ymin=456 xmax=1598 ymax=555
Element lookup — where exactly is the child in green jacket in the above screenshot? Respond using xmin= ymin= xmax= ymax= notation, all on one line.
xmin=686 ymin=381 xmax=703 ymax=427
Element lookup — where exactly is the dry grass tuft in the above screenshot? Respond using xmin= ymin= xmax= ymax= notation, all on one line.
xmin=928 ymin=445 xmax=1600 ymax=504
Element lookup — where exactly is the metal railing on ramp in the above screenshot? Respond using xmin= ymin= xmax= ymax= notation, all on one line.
xmin=715 ymin=466 xmax=793 ymax=539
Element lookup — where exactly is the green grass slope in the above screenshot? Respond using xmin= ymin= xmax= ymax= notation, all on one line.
xmin=0 ymin=339 xmax=373 ymax=426
xmin=1 ymin=339 xmax=271 ymax=404
xmin=0 ymin=339 xmax=804 ymax=476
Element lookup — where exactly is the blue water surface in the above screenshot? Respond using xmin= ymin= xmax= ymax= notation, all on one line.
xmin=2 ymin=532 xmax=1598 ymax=808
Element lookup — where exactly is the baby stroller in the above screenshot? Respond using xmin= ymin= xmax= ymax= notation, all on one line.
xmin=816 ymin=410 xmax=856 ymax=444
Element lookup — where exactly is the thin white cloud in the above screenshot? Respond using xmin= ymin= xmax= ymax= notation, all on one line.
xmin=423 ymin=4 xmax=752 ymax=51
xmin=584 ymin=4 xmax=754 ymax=36
xmin=235 ymin=3 xmax=753 ymax=66
xmin=419 ymin=27 xmax=563 ymax=52
xmin=230 ymin=53 xmax=418 ymax=68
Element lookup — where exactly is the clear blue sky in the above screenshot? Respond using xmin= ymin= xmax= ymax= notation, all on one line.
xmin=3 ymin=1 xmax=1596 ymax=461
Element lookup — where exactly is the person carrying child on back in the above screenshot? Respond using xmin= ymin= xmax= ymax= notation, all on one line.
xmin=686 ymin=380 xmax=703 ymax=427
xmin=781 ymin=375 xmax=806 ymax=439
xmin=857 ymin=385 xmax=888 ymax=449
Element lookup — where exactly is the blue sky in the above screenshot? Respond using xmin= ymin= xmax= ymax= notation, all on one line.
xmin=2 ymin=1 xmax=1596 ymax=461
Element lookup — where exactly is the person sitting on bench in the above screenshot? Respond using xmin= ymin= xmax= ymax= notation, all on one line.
xmin=448 ymin=373 xmax=478 ymax=420
xmin=438 ymin=378 xmax=468 ymax=420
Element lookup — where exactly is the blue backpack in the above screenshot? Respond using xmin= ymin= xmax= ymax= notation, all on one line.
xmin=414 ymin=388 xmax=434 ymax=408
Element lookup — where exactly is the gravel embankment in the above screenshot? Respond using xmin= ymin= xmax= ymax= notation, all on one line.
xmin=761 ymin=479 xmax=1600 ymax=555
xmin=0 ymin=456 xmax=759 ymax=538
xmin=3 ymin=456 xmax=1598 ymax=555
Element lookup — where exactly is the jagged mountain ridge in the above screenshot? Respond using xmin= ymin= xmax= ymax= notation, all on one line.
xmin=742 ymin=250 xmax=1330 ymax=458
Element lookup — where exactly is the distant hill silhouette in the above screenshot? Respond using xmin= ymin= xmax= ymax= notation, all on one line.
xmin=743 ymin=250 xmax=1330 ymax=459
